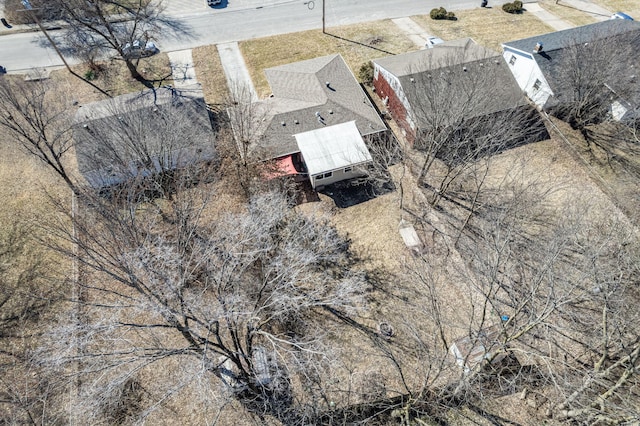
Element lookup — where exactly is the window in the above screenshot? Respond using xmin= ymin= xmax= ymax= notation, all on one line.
xmin=509 ymin=55 xmax=516 ymax=65
xmin=344 ymin=167 xmax=352 ymax=173
xmin=315 ymin=172 xmax=333 ymax=180
xmin=533 ymin=79 xmax=542 ymax=90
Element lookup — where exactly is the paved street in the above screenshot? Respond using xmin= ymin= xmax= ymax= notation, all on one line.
xmin=0 ymin=0 xmax=480 ymax=72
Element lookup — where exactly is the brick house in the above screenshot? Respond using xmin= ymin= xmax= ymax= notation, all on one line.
xmin=372 ymin=38 xmax=545 ymax=149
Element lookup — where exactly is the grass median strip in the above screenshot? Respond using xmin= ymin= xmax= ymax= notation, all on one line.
xmin=412 ymin=7 xmax=554 ymax=52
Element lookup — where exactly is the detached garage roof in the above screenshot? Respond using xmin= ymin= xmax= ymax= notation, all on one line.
xmin=295 ymin=121 xmax=372 ymax=176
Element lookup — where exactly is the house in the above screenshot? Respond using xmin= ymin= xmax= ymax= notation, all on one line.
xmin=372 ymin=38 xmax=547 ymax=152
xmin=502 ymin=20 xmax=640 ymax=120
xmin=74 ymin=86 xmax=216 ymax=192
xmin=229 ymin=54 xmax=387 ymax=189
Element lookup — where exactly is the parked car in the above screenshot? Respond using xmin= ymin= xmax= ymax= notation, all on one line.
xmin=0 ymin=66 xmax=6 ymax=75
xmin=611 ymin=12 xmax=634 ymax=20
xmin=425 ymin=36 xmax=445 ymax=49
xmin=122 ymin=40 xmax=159 ymax=59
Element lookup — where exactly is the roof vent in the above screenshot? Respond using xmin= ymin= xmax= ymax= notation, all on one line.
xmin=281 ymin=121 xmax=286 ymax=126
xmin=294 ymin=119 xmax=299 ymax=124
xmin=463 ymin=66 xmax=467 ymax=72
xmin=410 ymin=77 xmax=415 ymax=82
xmin=328 ymin=109 xmax=333 ymax=114
xmin=533 ymin=42 xmax=543 ymax=53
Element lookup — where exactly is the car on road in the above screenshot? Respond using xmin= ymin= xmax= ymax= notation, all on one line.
xmin=425 ymin=36 xmax=445 ymax=49
xmin=611 ymin=12 xmax=634 ymax=20
xmin=122 ymin=40 xmax=159 ymax=59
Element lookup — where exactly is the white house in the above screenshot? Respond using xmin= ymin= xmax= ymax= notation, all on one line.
xmin=295 ymin=121 xmax=372 ymax=189
xmin=502 ymin=20 xmax=640 ymax=116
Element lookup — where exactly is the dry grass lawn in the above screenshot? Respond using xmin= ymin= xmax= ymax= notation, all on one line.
xmin=192 ymin=45 xmax=230 ymax=105
xmin=240 ymin=21 xmax=416 ymax=98
xmin=538 ymin=0 xmax=598 ymax=26
xmin=593 ymin=0 xmax=638 ymax=17
xmin=49 ymin=54 xmax=174 ymax=104
xmin=412 ymin=8 xmax=554 ymax=51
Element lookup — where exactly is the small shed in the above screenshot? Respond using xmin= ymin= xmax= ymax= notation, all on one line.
xmin=295 ymin=120 xmax=372 ymax=189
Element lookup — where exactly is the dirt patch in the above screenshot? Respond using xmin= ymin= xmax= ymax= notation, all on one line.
xmin=239 ymin=21 xmax=416 ymax=98
xmin=412 ymin=7 xmax=554 ymax=52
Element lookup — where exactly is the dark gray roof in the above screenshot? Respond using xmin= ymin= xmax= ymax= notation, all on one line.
xmin=235 ymin=54 xmax=386 ymax=162
xmin=504 ymin=20 xmax=640 ymax=109
xmin=373 ymin=38 xmax=495 ymax=77
xmin=375 ymin=39 xmax=527 ymax=127
xmin=503 ymin=19 xmax=640 ymax=54
xmin=74 ymin=86 xmax=216 ymax=190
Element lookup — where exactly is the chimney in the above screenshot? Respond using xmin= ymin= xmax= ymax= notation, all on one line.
xmin=534 ymin=42 xmax=543 ymax=53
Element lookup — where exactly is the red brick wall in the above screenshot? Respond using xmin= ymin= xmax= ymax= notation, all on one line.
xmin=373 ymin=69 xmax=416 ymax=144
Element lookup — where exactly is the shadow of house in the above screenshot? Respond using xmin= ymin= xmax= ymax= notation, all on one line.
xmin=74 ymin=86 xmax=217 ymax=196
xmin=229 ymin=54 xmax=388 ymax=189
xmin=372 ymin=38 xmax=548 ymax=160
xmin=502 ymin=20 xmax=640 ymax=123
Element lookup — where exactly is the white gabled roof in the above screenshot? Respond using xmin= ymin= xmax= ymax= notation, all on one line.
xmin=295 ymin=121 xmax=372 ymax=176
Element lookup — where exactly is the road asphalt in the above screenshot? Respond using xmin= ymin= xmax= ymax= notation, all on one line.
xmin=0 ymin=0 xmax=616 ymax=94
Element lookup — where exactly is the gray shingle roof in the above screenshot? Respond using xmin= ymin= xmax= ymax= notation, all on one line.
xmin=374 ymin=39 xmax=527 ymax=127
xmin=74 ymin=86 xmax=215 ymax=189
xmin=373 ymin=38 xmax=496 ymax=77
xmin=504 ymin=20 xmax=640 ymax=109
xmin=236 ymin=54 xmax=386 ymax=162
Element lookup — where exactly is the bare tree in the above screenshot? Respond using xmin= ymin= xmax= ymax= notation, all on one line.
xmin=402 ymin=48 xmax=548 ymax=208
xmin=35 ymin=170 xmax=368 ymax=423
xmin=548 ymin=27 xmax=640 ymax=143
xmin=0 ymin=77 xmax=77 ymax=192
xmin=42 ymin=0 xmax=190 ymax=84
xmin=0 ymin=214 xmax=66 ymax=425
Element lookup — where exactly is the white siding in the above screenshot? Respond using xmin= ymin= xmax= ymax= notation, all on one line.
xmin=310 ymin=162 xmax=371 ymax=188
xmin=502 ymin=47 xmax=553 ymax=108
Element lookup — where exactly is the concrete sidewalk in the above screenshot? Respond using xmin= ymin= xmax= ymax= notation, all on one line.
xmin=525 ymin=3 xmax=574 ymax=30
xmin=217 ymin=41 xmax=258 ymax=102
xmin=167 ymin=49 xmax=198 ymax=88
xmin=556 ymin=0 xmax=612 ymax=21
xmin=392 ymin=17 xmax=432 ymax=49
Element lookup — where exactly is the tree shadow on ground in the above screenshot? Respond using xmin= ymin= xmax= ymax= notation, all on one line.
xmin=320 ymin=180 xmax=395 ymax=208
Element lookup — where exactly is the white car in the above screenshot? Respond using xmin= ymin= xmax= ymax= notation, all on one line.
xmin=425 ymin=36 xmax=445 ymax=49
xmin=122 ymin=40 xmax=159 ymax=59
xmin=611 ymin=12 xmax=633 ymax=20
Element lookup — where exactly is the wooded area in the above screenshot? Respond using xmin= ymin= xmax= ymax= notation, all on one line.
xmin=1 ymin=2 xmax=640 ymax=425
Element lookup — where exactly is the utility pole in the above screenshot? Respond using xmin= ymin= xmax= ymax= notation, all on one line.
xmin=21 ymin=0 xmax=73 ymax=71
xmin=322 ymin=0 xmax=325 ymax=33
xmin=19 ymin=0 xmax=111 ymax=97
